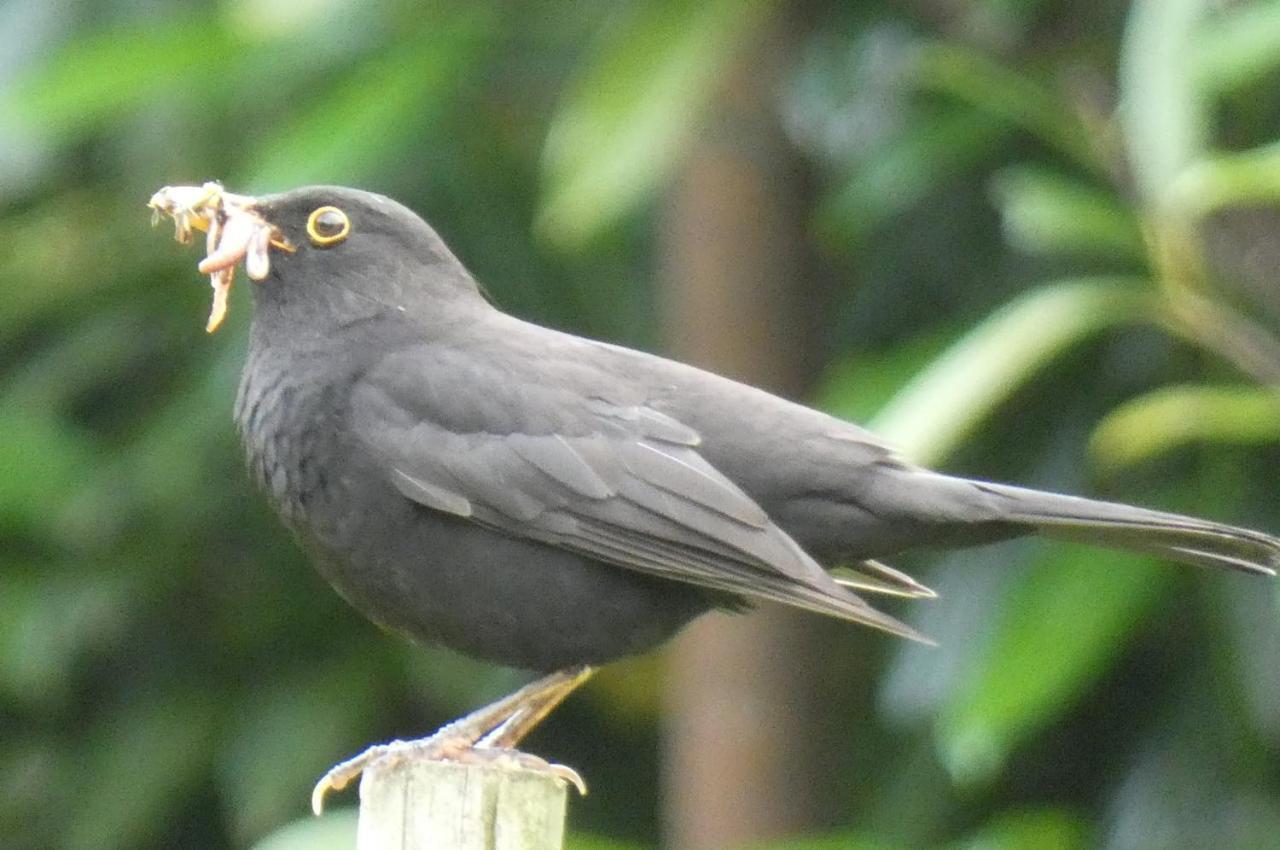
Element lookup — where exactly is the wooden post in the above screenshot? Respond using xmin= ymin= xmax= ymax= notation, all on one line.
xmin=356 ymin=759 xmax=568 ymax=850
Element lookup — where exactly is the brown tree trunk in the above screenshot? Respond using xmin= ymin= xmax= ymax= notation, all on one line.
xmin=657 ymin=16 xmax=840 ymax=850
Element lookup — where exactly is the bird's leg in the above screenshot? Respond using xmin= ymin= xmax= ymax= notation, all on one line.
xmin=311 ymin=665 xmax=594 ymax=814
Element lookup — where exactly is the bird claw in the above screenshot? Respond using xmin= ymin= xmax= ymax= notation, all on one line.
xmin=310 ymin=736 xmax=587 ymax=815
xmin=461 ymin=747 xmax=588 ymax=797
xmin=542 ymin=759 xmax=589 ymax=796
xmin=311 ymin=739 xmax=409 ymax=815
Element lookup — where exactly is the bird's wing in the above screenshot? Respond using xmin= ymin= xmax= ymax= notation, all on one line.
xmin=351 ymin=352 xmax=918 ymax=639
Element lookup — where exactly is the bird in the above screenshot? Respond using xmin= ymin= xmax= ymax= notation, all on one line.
xmin=149 ymin=182 xmax=1280 ymax=812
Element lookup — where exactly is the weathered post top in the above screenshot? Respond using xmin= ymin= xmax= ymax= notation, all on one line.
xmin=357 ymin=758 xmax=569 ymax=850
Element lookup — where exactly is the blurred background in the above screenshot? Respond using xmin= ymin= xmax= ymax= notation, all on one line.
xmin=4 ymin=0 xmax=1280 ymax=848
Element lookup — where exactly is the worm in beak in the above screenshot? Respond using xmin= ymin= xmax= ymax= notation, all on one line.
xmin=149 ymin=183 xmax=289 ymax=332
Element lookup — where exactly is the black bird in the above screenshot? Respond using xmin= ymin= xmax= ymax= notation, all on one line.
xmin=150 ymin=183 xmax=1279 ymax=809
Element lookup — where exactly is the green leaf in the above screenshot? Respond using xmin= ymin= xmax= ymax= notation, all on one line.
xmin=1192 ymin=2 xmax=1280 ymax=94
xmin=1165 ymin=141 xmax=1280 ymax=219
xmin=250 ymin=809 xmax=358 ymax=850
xmin=537 ymin=0 xmax=775 ymax=249
xmin=913 ymin=43 xmax=1098 ymax=172
xmin=1090 ymin=384 xmax=1280 ymax=471
xmin=244 ymin=14 xmax=492 ymax=190
xmin=5 ymin=17 xmax=239 ymax=140
xmin=936 ymin=547 xmax=1168 ymax=786
xmin=951 ymin=808 xmax=1088 ymax=850
xmin=990 ymin=166 xmax=1146 ymax=262
xmin=1119 ymin=0 xmax=1211 ymax=209
xmin=869 ymin=279 xmax=1155 ymax=466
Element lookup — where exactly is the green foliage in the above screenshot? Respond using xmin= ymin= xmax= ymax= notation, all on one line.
xmin=1166 ymin=142 xmax=1280 ymax=218
xmin=4 ymin=0 xmax=1280 ymax=848
xmin=242 ymin=11 xmax=495 ymax=190
xmin=65 ymin=689 xmax=218 ymax=850
xmin=867 ymin=280 xmax=1152 ymax=465
xmin=6 ymin=17 xmax=239 ymax=140
xmin=950 ymin=809 xmax=1088 ymax=850
xmin=913 ymin=43 xmax=1099 ymax=172
xmin=821 ymin=107 xmax=1010 ymax=242
xmin=1192 ymin=1 xmax=1280 ymax=95
xmin=1091 ymin=385 xmax=1280 ymax=470
xmin=1118 ymin=0 xmax=1210 ymax=208
xmin=537 ymin=0 xmax=775 ymax=248
xmin=215 ymin=651 xmax=386 ymax=841
xmin=989 ymin=166 xmax=1146 ymax=262
xmin=937 ymin=548 xmax=1166 ymax=785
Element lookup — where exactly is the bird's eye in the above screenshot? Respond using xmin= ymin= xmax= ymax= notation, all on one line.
xmin=306 ymin=206 xmax=350 ymax=246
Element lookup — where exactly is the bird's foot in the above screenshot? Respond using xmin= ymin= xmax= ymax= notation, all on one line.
xmin=310 ymin=734 xmax=586 ymax=814
xmin=438 ymin=743 xmax=587 ymax=796
xmin=311 ymin=665 xmax=594 ymax=815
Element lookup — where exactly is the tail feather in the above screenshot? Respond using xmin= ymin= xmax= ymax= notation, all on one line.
xmin=971 ymin=480 xmax=1280 ymax=576
xmin=833 ymin=559 xmax=938 ymax=598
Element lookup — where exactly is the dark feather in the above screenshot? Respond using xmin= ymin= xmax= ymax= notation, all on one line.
xmin=353 ymin=357 xmax=920 ymax=640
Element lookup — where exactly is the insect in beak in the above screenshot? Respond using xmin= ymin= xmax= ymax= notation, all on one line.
xmin=149 ymin=183 xmax=294 ymax=332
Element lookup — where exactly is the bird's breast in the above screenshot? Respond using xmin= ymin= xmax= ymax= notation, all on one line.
xmin=234 ymin=342 xmax=361 ymax=540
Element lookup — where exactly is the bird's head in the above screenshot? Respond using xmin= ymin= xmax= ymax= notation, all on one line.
xmin=149 ymin=183 xmax=483 ymax=334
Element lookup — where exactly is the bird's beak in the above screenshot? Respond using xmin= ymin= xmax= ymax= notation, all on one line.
xmin=149 ymin=182 xmax=294 ymax=333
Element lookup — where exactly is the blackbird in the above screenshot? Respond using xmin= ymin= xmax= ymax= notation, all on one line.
xmin=150 ymin=182 xmax=1279 ymax=809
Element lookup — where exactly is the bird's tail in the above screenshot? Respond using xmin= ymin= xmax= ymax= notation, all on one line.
xmin=958 ymin=478 xmax=1280 ymax=576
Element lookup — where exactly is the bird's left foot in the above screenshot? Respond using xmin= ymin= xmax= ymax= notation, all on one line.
xmin=310 ymin=735 xmax=586 ymax=814
xmin=311 ymin=666 xmax=594 ymax=814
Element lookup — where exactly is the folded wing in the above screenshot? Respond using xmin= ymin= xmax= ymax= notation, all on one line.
xmin=353 ymin=355 xmax=922 ymax=640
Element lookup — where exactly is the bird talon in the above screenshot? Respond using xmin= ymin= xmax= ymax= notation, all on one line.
xmin=546 ymin=762 xmax=588 ymax=796
xmin=449 ymin=745 xmax=588 ymax=795
xmin=310 ymin=775 xmax=336 ymax=817
xmin=311 ymin=762 xmax=357 ymax=816
xmin=310 ymin=739 xmax=413 ymax=815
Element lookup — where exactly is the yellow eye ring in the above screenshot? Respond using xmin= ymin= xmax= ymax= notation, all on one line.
xmin=306 ymin=206 xmax=350 ymax=246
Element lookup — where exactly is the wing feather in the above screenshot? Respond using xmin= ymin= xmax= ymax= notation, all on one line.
xmin=508 ymin=433 xmax=616 ymax=499
xmin=353 ymin=367 xmax=919 ymax=639
xmin=619 ymin=441 xmax=769 ymax=528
